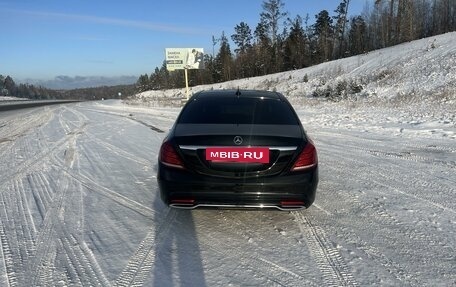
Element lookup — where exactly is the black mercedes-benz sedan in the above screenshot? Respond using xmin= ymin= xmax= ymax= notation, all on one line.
xmin=157 ymin=89 xmax=318 ymax=210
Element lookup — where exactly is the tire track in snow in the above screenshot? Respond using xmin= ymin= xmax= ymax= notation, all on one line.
xmin=218 ymin=210 xmax=322 ymax=283
xmin=27 ymin=173 xmax=55 ymax=222
xmin=202 ymin=235 xmax=307 ymax=286
xmin=319 ymin=164 xmax=421 ymax=285
xmin=0 ymin=104 xmax=154 ymax=286
xmin=58 ymin=161 xmax=155 ymax=219
xmin=58 ymin=233 xmax=111 ymax=286
xmin=0 ymin=107 xmax=54 ymax=149
xmin=29 ymin=171 xmax=71 ymax=286
xmin=115 ymin=208 xmax=178 ymax=286
xmin=0 ymin=108 xmax=58 ymax=186
xmin=68 ymin=105 xmax=154 ymax=167
xmin=48 ymin=105 xmax=157 ymax=285
xmin=367 ymin=199 xmax=455 ymax=259
xmin=79 ymin=106 xmax=175 ymax=132
xmin=29 ymin=107 xmax=90 ymax=285
xmin=53 ymin=107 xmax=155 ymax=217
xmin=0 ymin=179 xmax=45 ymax=286
xmin=118 ymin=208 xmax=320 ymax=287
xmin=193 ymin=211 xmax=320 ymax=287
xmin=52 ymin=108 xmax=154 ymax=217
xmin=30 ymin=167 xmax=111 ymax=286
xmin=365 ymin=148 xmax=456 ymax=169
xmin=317 ymin=130 xmax=456 ymax=170
xmin=292 ymin=211 xmax=358 ymax=287
xmin=318 ymin=143 xmax=456 ymax=215
xmin=84 ymin=130 xmax=153 ymax=166
xmin=0 ymin=106 xmax=77 ymax=286
xmin=0 ymin=132 xmax=75 ymax=190
xmin=321 ymin=136 xmax=456 ymax=224
xmin=336 ymin=227 xmax=421 ymax=286
xmin=13 ymin=179 xmax=37 ymax=254
xmin=80 ymin=107 xmax=165 ymax=133
xmin=320 ymin=149 xmax=453 ymax=284
xmin=0 ymin=192 xmax=18 ymax=287
xmin=52 ymin=130 xmax=111 ymax=287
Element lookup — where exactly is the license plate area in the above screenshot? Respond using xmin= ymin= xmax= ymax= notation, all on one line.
xmin=206 ymin=147 xmax=270 ymax=163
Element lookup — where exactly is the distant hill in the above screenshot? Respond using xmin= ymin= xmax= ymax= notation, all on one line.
xmin=24 ymin=75 xmax=138 ymax=90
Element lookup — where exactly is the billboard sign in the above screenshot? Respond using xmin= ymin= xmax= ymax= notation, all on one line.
xmin=165 ymin=48 xmax=204 ymax=70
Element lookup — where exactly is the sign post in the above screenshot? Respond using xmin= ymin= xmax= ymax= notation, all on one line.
xmin=165 ymin=48 xmax=204 ymax=100
xmin=184 ymin=68 xmax=189 ymax=99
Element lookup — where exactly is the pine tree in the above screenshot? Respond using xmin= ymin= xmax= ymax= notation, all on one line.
xmin=0 ymin=75 xmax=6 ymax=96
xmin=136 ymin=74 xmax=149 ymax=92
xmin=231 ymin=22 xmax=254 ymax=78
xmin=313 ymin=10 xmax=334 ymax=63
xmin=231 ymin=22 xmax=253 ymax=54
xmin=348 ymin=16 xmax=368 ymax=55
xmin=283 ymin=16 xmax=308 ymax=70
xmin=214 ymin=32 xmax=233 ymax=83
xmin=4 ymin=76 xmax=18 ymax=97
xmin=333 ymin=0 xmax=351 ymax=58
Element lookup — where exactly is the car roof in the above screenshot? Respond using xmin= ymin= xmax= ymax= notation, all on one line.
xmin=192 ymin=89 xmax=283 ymax=100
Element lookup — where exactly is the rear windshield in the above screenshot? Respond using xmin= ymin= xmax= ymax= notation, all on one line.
xmin=178 ymin=96 xmax=300 ymax=125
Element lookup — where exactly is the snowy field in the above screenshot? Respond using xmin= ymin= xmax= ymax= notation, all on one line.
xmin=0 ymin=32 xmax=455 ymax=286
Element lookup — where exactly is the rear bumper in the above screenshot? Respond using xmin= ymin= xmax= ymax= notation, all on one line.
xmin=157 ymin=163 xmax=318 ymax=210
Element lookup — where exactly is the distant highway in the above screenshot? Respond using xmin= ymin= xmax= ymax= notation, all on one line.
xmin=0 ymin=99 xmax=81 ymax=111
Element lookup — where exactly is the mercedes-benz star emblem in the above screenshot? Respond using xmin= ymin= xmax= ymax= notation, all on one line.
xmin=233 ymin=136 xmax=243 ymax=145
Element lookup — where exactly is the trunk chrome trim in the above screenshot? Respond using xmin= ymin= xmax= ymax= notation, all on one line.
xmin=179 ymin=145 xmax=297 ymax=151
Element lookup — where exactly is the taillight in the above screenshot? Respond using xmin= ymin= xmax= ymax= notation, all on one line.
xmin=291 ymin=141 xmax=318 ymax=171
xmin=159 ymin=141 xmax=185 ymax=169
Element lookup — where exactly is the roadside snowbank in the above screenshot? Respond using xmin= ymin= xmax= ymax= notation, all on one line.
xmin=127 ymin=32 xmax=455 ymax=140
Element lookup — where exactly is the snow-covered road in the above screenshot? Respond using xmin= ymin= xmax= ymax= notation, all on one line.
xmin=0 ymin=101 xmax=454 ymax=286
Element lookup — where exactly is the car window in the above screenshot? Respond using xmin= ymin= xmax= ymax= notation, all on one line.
xmin=178 ymin=97 xmax=299 ymax=125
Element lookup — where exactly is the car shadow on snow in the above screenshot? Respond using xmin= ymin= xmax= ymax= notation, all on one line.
xmin=151 ymin=193 xmax=207 ymax=286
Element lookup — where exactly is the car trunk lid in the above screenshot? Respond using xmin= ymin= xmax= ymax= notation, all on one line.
xmin=174 ymin=124 xmax=303 ymax=178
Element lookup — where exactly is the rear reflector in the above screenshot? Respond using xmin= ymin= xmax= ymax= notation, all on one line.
xmin=159 ymin=141 xmax=185 ymax=169
xmin=291 ymin=141 xmax=318 ymax=171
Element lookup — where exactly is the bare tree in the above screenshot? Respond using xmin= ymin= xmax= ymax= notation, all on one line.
xmin=260 ymin=0 xmax=287 ymax=46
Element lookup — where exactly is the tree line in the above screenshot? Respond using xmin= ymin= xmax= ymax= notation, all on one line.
xmin=136 ymin=0 xmax=456 ymax=93
xmin=0 ymin=75 xmax=136 ymax=101
xmin=0 ymin=75 xmax=61 ymax=100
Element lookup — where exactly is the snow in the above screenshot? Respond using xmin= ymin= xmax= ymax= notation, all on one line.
xmin=0 ymin=32 xmax=455 ymax=286
xmin=0 ymin=96 xmax=28 ymax=101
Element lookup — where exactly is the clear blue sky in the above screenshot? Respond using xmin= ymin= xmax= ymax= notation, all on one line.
xmin=1 ymin=0 xmax=367 ymax=81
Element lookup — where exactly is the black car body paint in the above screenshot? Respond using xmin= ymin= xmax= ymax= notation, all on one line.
xmin=157 ymin=89 xmax=318 ymax=210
